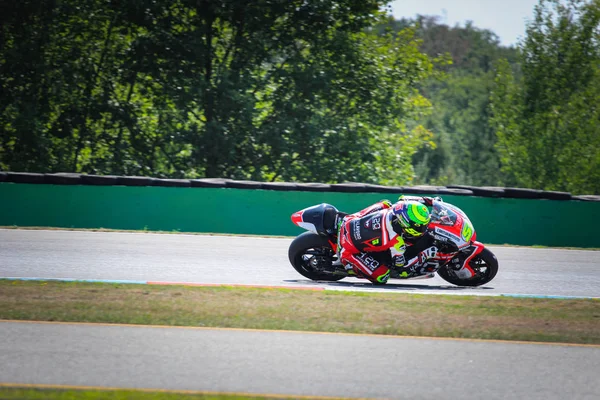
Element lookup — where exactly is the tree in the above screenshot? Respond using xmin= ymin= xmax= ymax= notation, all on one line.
xmin=490 ymin=0 xmax=600 ymax=194
xmin=0 ymin=0 xmax=437 ymax=185
xmin=415 ymin=71 xmax=505 ymax=186
xmin=379 ymin=15 xmax=517 ymax=186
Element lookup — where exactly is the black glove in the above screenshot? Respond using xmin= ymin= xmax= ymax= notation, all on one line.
xmin=392 ymin=254 xmax=406 ymax=269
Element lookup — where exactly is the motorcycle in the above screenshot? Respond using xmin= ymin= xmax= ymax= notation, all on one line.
xmin=288 ymin=199 xmax=498 ymax=286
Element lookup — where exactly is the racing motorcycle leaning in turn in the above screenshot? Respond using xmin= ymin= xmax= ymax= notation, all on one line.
xmin=288 ymin=197 xmax=498 ymax=286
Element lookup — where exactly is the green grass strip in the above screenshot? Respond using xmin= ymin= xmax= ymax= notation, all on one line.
xmin=1 ymin=280 xmax=599 ymax=344
xmin=0 ymin=386 xmax=317 ymax=400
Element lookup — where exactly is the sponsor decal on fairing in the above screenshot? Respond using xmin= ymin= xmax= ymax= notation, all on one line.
xmin=434 ymin=234 xmax=449 ymax=242
xmin=434 ymin=227 xmax=462 ymax=243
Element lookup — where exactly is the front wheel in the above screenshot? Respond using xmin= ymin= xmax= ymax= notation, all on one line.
xmin=288 ymin=232 xmax=344 ymax=281
xmin=437 ymin=248 xmax=498 ymax=287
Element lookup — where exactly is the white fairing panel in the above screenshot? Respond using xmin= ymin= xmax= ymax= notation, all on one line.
xmin=298 ymin=222 xmax=318 ymax=233
xmin=434 ymin=226 xmax=468 ymax=249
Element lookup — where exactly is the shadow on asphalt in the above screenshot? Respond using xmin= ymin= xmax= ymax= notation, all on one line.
xmin=283 ymin=279 xmax=494 ymax=292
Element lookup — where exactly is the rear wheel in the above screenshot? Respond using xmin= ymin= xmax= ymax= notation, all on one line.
xmin=437 ymin=248 xmax=498 ymax=287
xmin=288 ymin=232 xmax=344 ymax=281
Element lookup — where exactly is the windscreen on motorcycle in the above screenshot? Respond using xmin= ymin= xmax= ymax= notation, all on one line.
xmin=429 ymin=200 xmax=476 ymax=248
xmin=430 ymin=201 xmax=459 ymax=226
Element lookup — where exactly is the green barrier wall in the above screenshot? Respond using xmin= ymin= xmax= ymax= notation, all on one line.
xmin=1 ymin=182 xmax=599 ymax=247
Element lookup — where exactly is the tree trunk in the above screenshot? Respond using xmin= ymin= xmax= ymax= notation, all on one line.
xmin=199 ymin=1 xmax=219 ymax=178
xmin=72 ymin=13 xmax=116 ymax=171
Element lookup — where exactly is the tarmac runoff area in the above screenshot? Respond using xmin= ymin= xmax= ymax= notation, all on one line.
xmin=1 ymin=320 xmax=600 ymax=400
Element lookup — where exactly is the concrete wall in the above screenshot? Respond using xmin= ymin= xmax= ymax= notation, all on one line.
xmin=1 ymin=182 xmax=599 ymax=247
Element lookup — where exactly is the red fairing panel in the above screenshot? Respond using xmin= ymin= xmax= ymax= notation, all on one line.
xmin=291 ymin=211 xmax=304 ymax=226
xmin=461 ymin=241 xmax=486 ymax=275
xmin=291 ymin=209 xmax=319 ymax=233
xmin=328 ymin=240 xmax=338 ymax=253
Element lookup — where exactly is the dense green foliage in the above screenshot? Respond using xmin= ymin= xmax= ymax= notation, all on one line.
xmin=490 ymin=0 xmax=600 ymax=194
xmin=383 ymin=2 xmax=600 ymax=195
xmin=1 ymin=0 xmax=599 ymax=194
xmin=0 ymin=0 xmax=435 ymax=184
xmin=414 ymin=18 xmax=516 ymax=186
xmin=379 ymin=16 xmax=519 ymax=187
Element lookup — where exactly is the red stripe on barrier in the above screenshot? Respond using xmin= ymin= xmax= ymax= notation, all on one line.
xmin=146 ymin=282 xmax=325 ymax=291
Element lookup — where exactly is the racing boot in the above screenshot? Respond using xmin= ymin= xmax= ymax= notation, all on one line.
xmin=343 ymin=261 xmax=357 ymax=276
xmin=394 ymin=265 xmax=416 ymax=278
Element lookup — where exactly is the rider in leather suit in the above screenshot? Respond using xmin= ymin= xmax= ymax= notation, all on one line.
xmin=338 ymin=195 xmax=440 ymax=284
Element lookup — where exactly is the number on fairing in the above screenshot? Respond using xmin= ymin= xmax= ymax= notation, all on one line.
xmin=461 ymin=221 xmax=474 ymax=242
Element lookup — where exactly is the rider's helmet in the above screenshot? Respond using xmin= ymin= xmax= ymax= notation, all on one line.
xmin=392 ymin=201 xmax=431 ymax=237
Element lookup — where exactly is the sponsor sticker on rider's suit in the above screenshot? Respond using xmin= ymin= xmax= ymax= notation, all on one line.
xmin=356 ymin=252 xmax=379 ymax=272
xmin=370 ymin=216 xmax=381 ymax=230
xmin=352 ymin=220 xmax=362 ymax=240
xmin=364 ymin=216 xmax=381 ymax=230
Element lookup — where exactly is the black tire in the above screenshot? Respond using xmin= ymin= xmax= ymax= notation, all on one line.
xmin=154 ymin=178 xmax=191 ymax=187
xmin=288 ymin=232 xmax=344 ymax=281
xmin=437 ymin=248 xmax=499 ymax=287
xmin=116 ymin=176 xmax=156 ymax=186
xmin=80 ymin=174 xmax=119 ymax=185
xmin=295 ymin=183 xmax=332 ymax=192
xmin=225 ymin=180 xmax=263 ymax=189
xmin=447 ymin=185 xmax=505 ymax=198
xmin=6 ymin=172 xmax=46 ymax=184
xmin=190 ymin=178 xmax=230 ymax=188
xmin=329 ymin=183 xmax=367 ymax=193
xmin=503 ymin=187 xmax=542 ymax=199
xmin=540 ymin=191 xmax=571 ymax=201
xmin=261 ymin=182 xmax=298 ymax=191
xmin=44 ymin=173 xmax=82 ymax=185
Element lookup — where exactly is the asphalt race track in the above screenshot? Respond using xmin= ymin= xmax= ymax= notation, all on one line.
xmin=1 ymin=229 xmax=599 ymax=298
xmin=2 ymin=321 xmax=599 ymax=400
xmin=1 ymin=229 xmax=600 ymax=399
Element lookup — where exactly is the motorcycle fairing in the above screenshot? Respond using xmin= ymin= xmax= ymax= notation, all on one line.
xmin=429 ymin=201 xmax=476 ymax=250
xmin=464 ymin=240 xmax=485 ymax=262
xmin=449 ymin=241 xmax=486 ymax=278
xmin=291 ymin=203 xmax=340 ymax=236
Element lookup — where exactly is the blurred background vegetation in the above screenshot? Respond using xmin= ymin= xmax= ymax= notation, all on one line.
xmin=1 ymin=0 xmax=598 ymax=194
